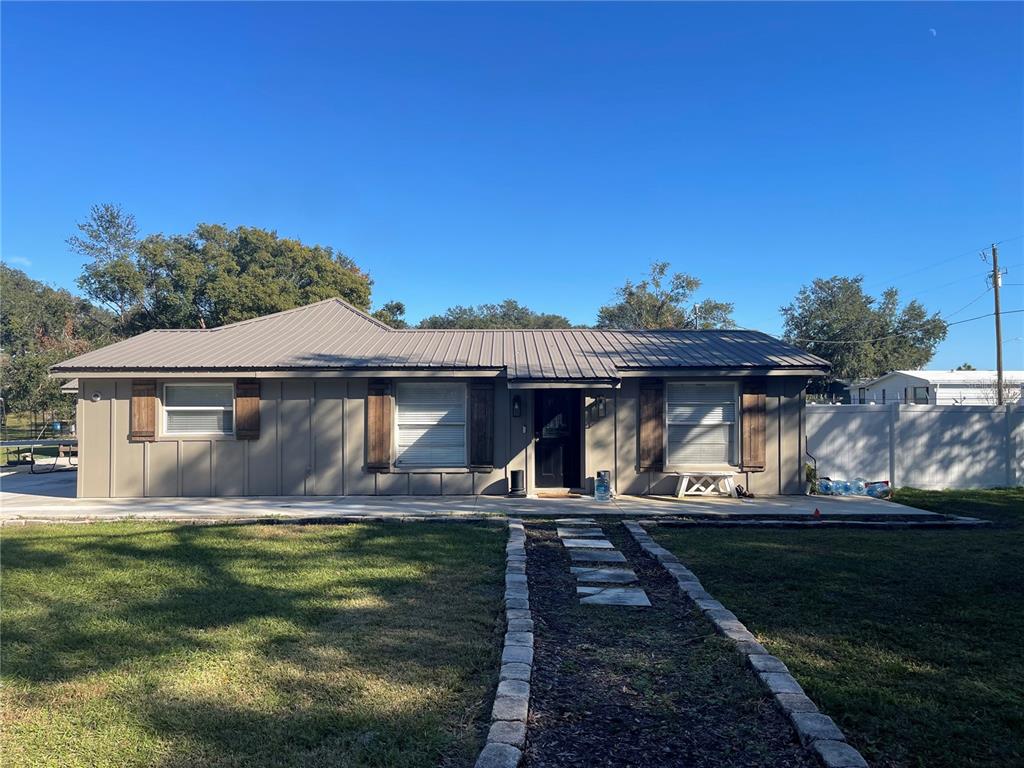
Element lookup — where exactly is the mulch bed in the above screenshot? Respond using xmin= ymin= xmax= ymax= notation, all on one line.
xmin=522 ymin=521 xmax=816 ymax=768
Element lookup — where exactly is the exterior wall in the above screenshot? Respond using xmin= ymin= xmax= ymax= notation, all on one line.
xmin=77 ymin=376 xmax=512 ymax=499
xmin=76 ymin=374 xmax=810 ymax=498
xmin=807 ymin=403 xmax=1022 ymax=489
xmin=610 ymin=376 xmax=807 ymax=497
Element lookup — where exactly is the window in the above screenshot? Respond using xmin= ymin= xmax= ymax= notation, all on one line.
xmin=164 ymin=383 xmax=234 ymax=435
xmin=666 ymin=382 xmax=736 ymax=465
xmin=858 ymin=387 xmax=866 ymax=404
xmin=913 ymin=386 xmax=929 ymax=405
xmin=395 ymin=382 xmax=466 ymax=467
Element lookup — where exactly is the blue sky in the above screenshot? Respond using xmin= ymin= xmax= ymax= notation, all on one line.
xmin=2 ymin=1 xmax=1022 ymax=369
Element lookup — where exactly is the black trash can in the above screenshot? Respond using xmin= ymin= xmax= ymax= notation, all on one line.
xmin=508 ymin=469 xmax=526 ymax=497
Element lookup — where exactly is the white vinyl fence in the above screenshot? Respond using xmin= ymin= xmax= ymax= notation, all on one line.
xmin=805 ymin=403 xmax=1023 ymax=490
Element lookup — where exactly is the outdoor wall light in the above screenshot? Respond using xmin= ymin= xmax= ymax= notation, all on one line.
xmin=91 ymin=391 xmax=102 ymax=402
xmin=594 ymin=396 xmax=607 ymax=419
xmin=511 ymin=395 xmax=522 ymax=418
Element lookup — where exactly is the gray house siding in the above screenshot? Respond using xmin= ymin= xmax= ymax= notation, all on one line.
xmin=75 ymin=374 xmax=808 ymax=498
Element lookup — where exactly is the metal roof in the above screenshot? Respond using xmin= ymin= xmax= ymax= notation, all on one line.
xmin=51 ymin=298 xmax=829 ymax=381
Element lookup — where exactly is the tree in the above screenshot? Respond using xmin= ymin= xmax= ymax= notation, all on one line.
xmin=133 ymin=224 xmax=373 ymax=330
xmin=780 ymin=276 xmax=947 ymax=381
xmin=68 ymin=203 xmax=144 ymax=332
xmin=595 ymin=262 xmax=734 ymax=329
xmin=419 ymin=299 xmax=573 ymax=329
xmin=67 ymin=208 xmax=376 ymax=332
xmin=373 ymin=301 xmax=408 ymax=329
xmin=955 ymin=363 xmax=976 ymax=371
xmin=0 ymin=265 xmax=113 ymax=428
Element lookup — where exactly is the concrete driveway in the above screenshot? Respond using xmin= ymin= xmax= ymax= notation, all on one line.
xmin=0 ymin=468 xmax=934 ymax=524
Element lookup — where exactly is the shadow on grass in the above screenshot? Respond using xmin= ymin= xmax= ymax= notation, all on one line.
xmin=1 ymin=522 xmax=505 ymax=768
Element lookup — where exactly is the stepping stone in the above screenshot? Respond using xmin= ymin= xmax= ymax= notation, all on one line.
xmin=556 ymin=527 xmax=604 ymax=538
xmin=561 ymin=538 xmax=614 ymax=549
xmin=571 ymin=566 xmax=638 ymax=584
xmin=577 ymin=586 xmax=651 ymax=606
xmin=569 ymin=549 xmax=627 ymax=563
xmin=553 ymin=518 xmax=597 ymax=525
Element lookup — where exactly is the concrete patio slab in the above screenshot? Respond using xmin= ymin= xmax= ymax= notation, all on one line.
xmin=0 ymin=470 xmax=934 ymax=524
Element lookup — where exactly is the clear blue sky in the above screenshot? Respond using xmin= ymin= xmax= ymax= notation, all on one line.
xmin=3 ymin=1 xmax=1022 ymax=369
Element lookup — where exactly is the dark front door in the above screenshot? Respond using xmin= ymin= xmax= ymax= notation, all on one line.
xmin=534 ymin=390 xmax=581 ymax=488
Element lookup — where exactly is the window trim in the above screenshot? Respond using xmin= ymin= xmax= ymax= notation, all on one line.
xmin=393 ymin=381 xmax=468 ymax=469
xmin=663 ymin=380 xmax=740 ymax=470
xmin=162 ymin=382 xmax=236 ymax=438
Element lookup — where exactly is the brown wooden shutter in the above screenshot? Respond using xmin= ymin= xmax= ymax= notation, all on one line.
xmin=234 ymin=380 xmax=261 ymax=440
xmin=638 ymin=380 xmax=664 ymax=472
xmin=366 ymin=381 xmax=393 ymax=471
xmin=129 ymin=379 xmax=156 ymax=442
xmin=741 ymin=379 xmax=767 ymax=472
xmin=468 ymin=382 xmax=495 ymax=468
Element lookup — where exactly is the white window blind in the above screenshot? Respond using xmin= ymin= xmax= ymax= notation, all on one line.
xmin=395 ymin=382 xmax=466 ymax=467
xmin=164 ymin=384 xmax=234 ymax=435
xmin=666 ymin=382 xmax=736 ymax=465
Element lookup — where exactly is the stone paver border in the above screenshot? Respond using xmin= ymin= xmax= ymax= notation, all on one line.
xmin=475 ymin=517 xmax=532 ymax=768
xmin=623 ymin=520 xmax=870 ymax=768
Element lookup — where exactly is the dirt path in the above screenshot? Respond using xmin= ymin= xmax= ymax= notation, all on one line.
xmin=522 ymin=521 xmax=816 ymax=768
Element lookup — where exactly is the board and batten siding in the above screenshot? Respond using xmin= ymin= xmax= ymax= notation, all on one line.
xmin=76 ymin=374 xmax=809 ymax=498
xmin=77 ymin=377 xmax=513 ymax=498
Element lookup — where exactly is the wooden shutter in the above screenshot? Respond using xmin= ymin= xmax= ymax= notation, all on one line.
xmin=638 ymin=380 xmax=664 ymax=472
xmin=234 ymin=380 xmax=261 ymax=440
xmin=366 ymin=381 xmax=393 ymax=471
xmin=468 ymin=383 xmax=495 ymax=468
xmin=741 ymin=379 xmax=767 ymax=472
xmin=129 ymin=379 xmax=156 ymax=442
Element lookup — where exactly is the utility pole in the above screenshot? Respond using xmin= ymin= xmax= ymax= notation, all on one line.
xmin=992 ymin=243 xmax=1004 ymax=405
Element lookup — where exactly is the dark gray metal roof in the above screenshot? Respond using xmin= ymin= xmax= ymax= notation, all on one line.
xmin=51 ymin=298 xmax=829 ymax=380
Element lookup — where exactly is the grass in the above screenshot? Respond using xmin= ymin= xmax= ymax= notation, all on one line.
xmin=0 ymin=521 xmax=506 ymax=768
xmin=652 ymin=487 xmax=1024 ymax=768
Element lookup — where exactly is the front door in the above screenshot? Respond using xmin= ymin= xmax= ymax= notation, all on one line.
xmin=534 ymin=390 xmax=581 ymax=488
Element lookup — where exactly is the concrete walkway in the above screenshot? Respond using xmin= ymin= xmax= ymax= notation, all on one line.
xmin=0 ymin=468 xmax=933 ymax=523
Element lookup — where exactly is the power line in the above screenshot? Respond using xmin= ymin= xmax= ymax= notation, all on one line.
xmin=942 ymin=286 xmax=992 ymax=321
xmin=789 ymin=309 xmax=1023 ymax=344
xmin=862 ymin=235 xmax=1023 ymax=290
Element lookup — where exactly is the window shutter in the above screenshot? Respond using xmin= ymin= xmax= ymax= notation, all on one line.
xmin=129 ymin=379 xmax=156 ymax=442
xmin=235 ymin=380 xmax=260 ymax=440
xmin=366 ymin=381 xmax=393 ymax=471
xmin=741 ymin=379 xmax=767 ymax=472
xmin=638 ymin=380 xmax=664 ymax=472
xmin=468 ymin=383 xmax=495 ymax=468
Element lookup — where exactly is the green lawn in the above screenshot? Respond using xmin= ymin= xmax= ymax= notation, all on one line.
xmin=653 ymin=488 xmax=1024 ymax=768
xmin=1 ymin=521 xmax=505 ymax=768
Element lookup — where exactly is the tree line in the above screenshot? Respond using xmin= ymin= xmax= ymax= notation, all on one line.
xmin=1 ymin=202 xmax=949 ymax=424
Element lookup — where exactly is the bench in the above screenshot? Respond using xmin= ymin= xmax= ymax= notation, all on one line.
xmin=674 ymin=471 xmax=737 ymax=498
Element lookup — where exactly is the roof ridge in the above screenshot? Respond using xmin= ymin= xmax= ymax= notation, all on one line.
xmin=195 ymin=297 xmax=394 ymax=333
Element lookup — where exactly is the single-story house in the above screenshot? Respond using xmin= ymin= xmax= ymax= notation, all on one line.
xmin=851 ymin=370 xmax=1024 ymax=405
xmin=50 ymin=298 xmax=829 ymax=499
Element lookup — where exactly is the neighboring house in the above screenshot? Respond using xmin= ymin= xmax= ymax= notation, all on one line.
xmin=51 ymin=298 xmax=828 ymax=499
xmin=851 ymin=370 xmax=1024 ymax=405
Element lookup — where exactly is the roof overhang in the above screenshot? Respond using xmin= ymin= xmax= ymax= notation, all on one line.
xmin=616 ymin=367 xmax=828 ymax=378
xmin=507 ymin=380 xmax=619 ymax=390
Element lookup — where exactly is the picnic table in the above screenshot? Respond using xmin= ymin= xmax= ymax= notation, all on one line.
xmin=0 ymin=439 xmax=78 ymax=474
